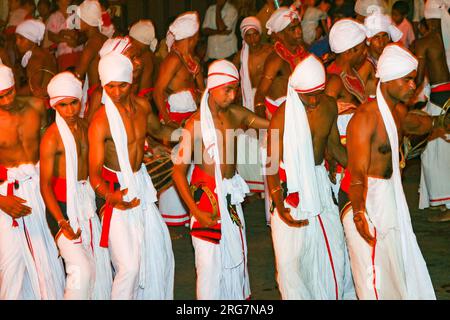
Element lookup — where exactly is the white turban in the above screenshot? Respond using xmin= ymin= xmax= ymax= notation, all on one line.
xmin=99 ymin=52 xmax=133 ymax=87
xmin=376 ymin=44 xmax=418 ymax=82
xmin=166 ymin=12 xmax=199 ymax=50
xmin=207 ymin=59 xmax=239 ymax=91
xmin=76 ymin=0 xmax=103 ymax=28
xmin=266 ymin=6 xmax=300 ymax=35
xmin=365 ymin=11 xmax=403 ymax=42
xmin=15 ymin=19 xmax=46 ymax=45
xmin=99 ymin=36 xmax=132 ymax=58
xmin=354 ymin=0 xmax=386 ymax=16
xmin=240 ymin=16 xmax=262 ymax=37
xmin=290 ymin=54 xmax=326 ymax=93
xmin=329 ymin=19 xmax=367 ymax=54
xmin=0 ymin=64 xmax=14 ymax=91
xmin=129 ymin=20 xmax=158 ymax=52
xmin=47 ymin=72 xmax=83 ymax=108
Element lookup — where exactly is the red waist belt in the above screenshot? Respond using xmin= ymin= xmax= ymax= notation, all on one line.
xmin=160 ymin=101 xmax=195 ymax=125
xmin=278 ymin=166 xmax=300 ymax=208
xmin=265 ymin=98 xmax=281 ymax=117
xmin=137 ymin=87 xmax=154 ymax=98
xmin=340 ymin=169 xmax=351 ymax=194
xmin=0 ymin=166 xmax=20 ymax=227
xmin=190 ymin=166 xmax=222 ymax=244
xmin=431 ymin=82 xmax=450 ymax=93
xmin=99 ymin=167 xmax=120 ymax=248
xmin=51 ymin=177 xmax=67 ymax=203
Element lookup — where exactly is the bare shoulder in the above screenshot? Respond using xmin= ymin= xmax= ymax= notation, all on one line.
xmin=40 ymin=122 xmax=60 ymax=151
xmin=322 ymin=94 xmax=338 ymax=112
xmin=265 ymin=51 xmax=283 ymax=68
xmin=269 ymin=102 xmax=286 ymax=129
xmin=90 ymin=104 xmax=107 ymax=127
xmin=133 ymin=94 xmax=151 ymax=113
xmin=350 ymin=100 xmax=378 ymax=128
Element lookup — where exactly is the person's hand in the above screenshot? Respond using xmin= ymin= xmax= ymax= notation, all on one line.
xmin=106 ymin=188 xmax=141 ymax=210
xmin=59 ymin=220 xmax=81 ymax=240
xmin=353 ymin=211 xmax=376 ymax=247
xmin=277 ymin=207 xmax=309 ymax=228
xmin=0 ymin=195 xmax=32 ymax=218
xmin=193 ymin=208 xmax=219 ymax=228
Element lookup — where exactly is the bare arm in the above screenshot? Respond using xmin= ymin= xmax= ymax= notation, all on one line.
xmin=327 ymin=109 xmax=347 ymax=167
xmin=241 ymin=106 xmax=270 ymax=129
xmin=74 ymin=40 xmax=96 ymax=81
xmin=413 ymin=40 xmax=426 ymax=90
xmin=139 ymin=53 xmax=154 ymax=92
xmin=153 ymin=54 xmax=181 ymax=123
xmin=325 ymin=74 xmax=343 ymax=100
xmin=254 ymin=54 xmax=283 ymax=118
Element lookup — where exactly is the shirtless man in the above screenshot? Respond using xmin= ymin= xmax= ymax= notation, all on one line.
xmin=129 ymin=20 xmax=159 ymax=100
xmin=71 ymin=0 xmax=108 ymax=115
xmin=89 ymin=52 xmax=175 ymax=299
xmin=358 ymin=10 xmax=403 ymax=98
xmin=413 ymin=0 xmax=450 ymax=218
xmin=172 ymin=60 xmax=269 ymax=299
xmin=40 ymin=72 xmax=113 ymax=300
xmin=267 ymin=54 xmax=355 ymax=299
xmin=254 ymin=6 xmax=308 ymax=119
xmin=154 ymin=12 xmax=204 ymax=128
xmin=0 ymin=64 xmax=65 ymax=300
xmin=15 ymin=19 xmax=57 ymax=98
xmin=325 ymin=19 xmax=368 ymax=206
xmin=344 ymin=44 xmax=441 ymax=299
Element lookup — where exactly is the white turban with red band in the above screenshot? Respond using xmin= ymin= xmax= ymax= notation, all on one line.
xmin=99 ymin=37 xmax=132 ymax=58
xmin=376 ymin=44 xmax=418 ymax=83
xmin=0 ymin=64 xmax=15 ymax=91
xmin=200 ymin=59 xmax=245 ymax=268
xmin=266 ymin=6 xmax=300 ymax=35
xmin=283 ymin=54 xmax=325 ymax=218
xmin=47 ymin=72 xmax=83 ymax=108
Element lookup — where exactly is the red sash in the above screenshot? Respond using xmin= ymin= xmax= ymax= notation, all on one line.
xmin=0 ymin=166 xmax=19 ymax=227
xmin=137 ymin=87 xmax=154 ymax=98
xmin=99 ymin=167 xmax=120 ymax=248
xmin=431 ymin=82 xmax=450 ymax=93
xmin=51 ymin=177 xmax=67 ymax=203
xmin=278 ymin=166 xmax=300 ymax=209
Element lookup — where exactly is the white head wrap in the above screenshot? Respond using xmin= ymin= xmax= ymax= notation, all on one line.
xmin=424 ymin=0 xmax=450 ymax=57
xmin=47 ymin=72 xmax=85 ymax=233
xmin=364 ymin=10 xmax=403 ymax=42
xmin=240 ymin=17 xmax=262 ymax=111
xmin=376 ymin=44 xmax=418 ymax=82
xmin=354 ymin=0 xmax=386 ymax=16
xmin=129 ymin=20 xmax=158 ymax=52
xmin=15 ymin=19 xmax=46 ymax=45
xmin=283 ymin=54 xmax=325 ymax=218
xmin=99 ymin=36 xmax=132 ymax=58
xmin=266 ymin=6 xmax=300 ymax=35
xmin=200 ymin=60 xmax=246 ymax=268
xmin=76 ymin=0 xmax=103 ymax=29
xmin=99 ymin=52 xmax=133 ymax=87
xmin=0 ymin=64 xmax=15 ymax=91
xmin=329 ymin=19 xmax=367 ymax=54
xmin=166 ymin=12 xmax=199 ymax=51
xmin=47 ymin=72 xmax=83 ymax=108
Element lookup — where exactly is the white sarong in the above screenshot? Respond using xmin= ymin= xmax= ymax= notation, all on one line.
xmin=419 ymin=100 xmax=450 ymax=209
xmin=0 ymin=164 xmax=65 ymax=300
xmin=271 ymin=164 xmax=356 ymax=300
xmin=167 ymin=90 xmax=197 ymax=113
xmin=191 ymin=173 xmax=251 ymax=300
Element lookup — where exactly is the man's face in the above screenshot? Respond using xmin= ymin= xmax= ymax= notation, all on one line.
xmin=0 ymin=87 xmax=16 ymax=109
xmin=54 ymin=98 xmax=81 ymax=123
xmin=210 ymin=82 xmax=238 ymax=109
xmin=244 ymin=28 xmax=261 ymax=49
xmin=281 ymin=18 xmax=303 ymax=46
xmin=123 ymin=44 xmax=143 ymax=80
xmin=391 ymin=9 xmax=403 ymax=25
xmin=387 ymin=70 xmax=417 ymax=102
xmin=351 ymin=41 xmax=367 ymax=67
xmin=299 ymin=90 xmax=323 ymax=108
xmin=368 ymin=32 xmax=390 ymax=57
xmin=188 ymin=32 xmax=200 ymax=51
xmin=104 ymin=81 xmax=132 ymax=104
xmin=15 ymin=34 xmax=34 ymax=54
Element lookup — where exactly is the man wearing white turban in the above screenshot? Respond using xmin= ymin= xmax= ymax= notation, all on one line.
xmin=345 ymin=44 xmax=440 ymax=299
xmin=129 ymin=20 xmax=158 ymax=100
xmin=0 ymin=64 xmax=65 ymax=300
xmin=354 ymin=0 xmax=386 ymax=22
xmin=154 ymin=12 xmax=203 ymax=227
xmin=71 ymin=0 xmax=108 ymax=118
xmin=266 ymin=54 xmax=355 ymax=300
xmin=413 ymin=0 xmax=450 ymax=220
xmin=15 ymin=19 xmax=57 ymax=98
xmin=173 ymin=60 xmax=269 ymax=299
xmin=233 ymin=17 xmax=273 ymax=222
xmin=88 ymin=52 xmax=175 ymax=300
xmin=358 ymin=9 xmax=403 ymax=98
xmin=325 ymin=18 xmax=367 ymax=205
xmin=40 ymin=72 xmax=113 ymax=299
xmin=254 ymin=6 xmax=308 ymax=120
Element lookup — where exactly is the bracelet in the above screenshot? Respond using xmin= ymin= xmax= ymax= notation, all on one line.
xmin=93 ymin=182 xmax=102 ymax=193
xmin=270 ymin=186 xmax=282 ymax=195
xmin=354 ymin=210 xmax=365 ymax=215
xmin=349 ymin=181 xmax=363 ymax=186
xmin=247 ymin=117 xmax=256 ymax=127
xmin=255 ymin=102 xmax=265 ymax=108
xmin=57 ymin=219 xmax=69 ymax=228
